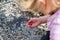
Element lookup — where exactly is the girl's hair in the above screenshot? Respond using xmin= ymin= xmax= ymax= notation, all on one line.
xmin=49 ymin=8 xmax=60 ymax=15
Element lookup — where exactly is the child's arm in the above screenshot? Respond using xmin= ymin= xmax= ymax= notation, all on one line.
xmin=39 ymin=15 xmax=51 ymax=23
xmin=26 ymin=15 xmax=50 ymax=28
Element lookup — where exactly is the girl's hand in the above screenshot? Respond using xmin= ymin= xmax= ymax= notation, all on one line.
xmin=26 ymin=18 xmax=42 ymax=28
xmin=26 ymin=15 xmax=50 ymax=28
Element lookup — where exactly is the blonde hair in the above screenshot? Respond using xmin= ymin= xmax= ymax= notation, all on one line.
xmin=14 ymin=0 xmax=60 ymax=15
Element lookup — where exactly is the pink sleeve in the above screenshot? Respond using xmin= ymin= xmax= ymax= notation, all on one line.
xmin=50 ymin=25 xmax=60 ymax=40
xmin=50 ymin=9 xmax=60 ymax=40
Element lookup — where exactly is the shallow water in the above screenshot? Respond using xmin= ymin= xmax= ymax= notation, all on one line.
xmin=0 ymin=0 xmax=47 ymax=40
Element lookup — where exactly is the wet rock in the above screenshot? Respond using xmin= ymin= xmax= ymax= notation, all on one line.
xmin=0 ymin=0 xmax=47 ymax=40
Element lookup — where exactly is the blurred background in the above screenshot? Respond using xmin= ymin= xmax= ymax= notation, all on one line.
xmin=0 ymin=0 xmax=48 ymax=40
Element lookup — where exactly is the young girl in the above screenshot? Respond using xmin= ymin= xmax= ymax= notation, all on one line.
xmin=26 ymin=0 xmax=60 ymax=40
